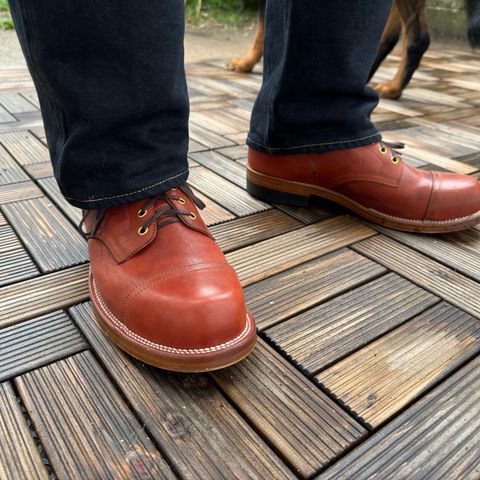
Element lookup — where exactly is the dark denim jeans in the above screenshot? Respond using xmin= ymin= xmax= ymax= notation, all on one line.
xmin=9 ymin=0 xmax=392 ymax=209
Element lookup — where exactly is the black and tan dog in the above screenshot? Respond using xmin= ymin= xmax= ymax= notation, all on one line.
xmin=227 ymin=0 xmax=480 ymax=99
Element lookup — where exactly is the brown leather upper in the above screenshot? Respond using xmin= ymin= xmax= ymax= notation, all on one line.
xmin=248 ymin=143 xmax=480 ymax=222
xmin=84 ymin=186 xmax=252 ymax=353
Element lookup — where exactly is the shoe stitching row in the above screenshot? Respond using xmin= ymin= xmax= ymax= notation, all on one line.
xmin=92 ymin=278 xmax=253 ymax=355
xmin=369 ymin=207 xmax=480 ymax=224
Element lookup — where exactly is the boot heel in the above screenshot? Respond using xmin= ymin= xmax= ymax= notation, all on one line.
xmin=247 ymin=179 xmax=310 ymax=207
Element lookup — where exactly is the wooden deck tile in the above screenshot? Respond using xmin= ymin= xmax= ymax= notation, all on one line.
xmin=371 ymin=225 xmax=480 ymax=281
xmin=16 ymin=352 xmax=175 ymax=479
xmin=0 ymin=382 xmax=49 ymax=480
xmin=212 ymin=339 xmax=367 ymax=478
xmin=0 ymin=264 xmax=89 ymax=327
xmin=69 ymin=302 xmax=296 ymax=479
xmin=23 ymin=161 xmax=53 ymax=179
xmin=316 ymin=302 xmax=480 ymax=427
xmin=0 ymin=224 xmax=38 ymax=286
xmin=37 ymin=177 xmax=83 ymax=225
xmin=191 ymin=187 xmax=236 ymax=225
xmin=189 ymin=149 xmax=247 ymax=188
xmin=0 ymin=93 xmax=38 ymax=114
xmin=211 ymin=209 xmax=302 ymax=253
xmin=0 ymin=145 xmax=29 ymax=185
xmin=245 ymin=249 xmax=387 ymax=330
xmin=189 ymin=122 xmax=235 ymax=149
xmin=267 ymin=273 xmax=438 ymax=374
xmin=353 ymin=235 xmax=480 ymax=318
xmin=2 ymin=197 xmax=87 ymax=272
xmin=0 ymin=181 xmax=43 ymax=204
xmin=317 ymin=356 xmax=480 ymax=480
xmin=188 ymin=165 xmax=270 ymax=216
xmin=0 ymin=310 xmax=87 ymax=381
xmin=0 ymin=131 xmax=49 ymax=165
xmin=227 ymin=216 xmax=376 ymax=287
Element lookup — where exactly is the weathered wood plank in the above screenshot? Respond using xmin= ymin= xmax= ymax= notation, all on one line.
xmin=267 ymin=273 xmax=438 ymax=374
xmin=213 ymin=339 xmax=367 ymax=478
xmin=0 ymin=131 xmax=49 ymax=165
xmin=317 ymin=356 xmax=480 ymax=480
xmin=227 ymin=216 xmax=376 ymax=287
xmin=0 ymin=310 xmax=87 ymax=381
xmin=245 ymin=248 xmax=387 ymax=330
xmin=188 ymin=165 xmax=270 ymax=216
xmin=69 ymin=302 xmax=295 ymax=479
xmin=211 ymin=209 xmax=302 ymax=253
xmin=0 ymin=181 xmax=43 ymax=204
xmin=316 ymin=302 xmax=480 ymax=427
xmin=191 ymin=187 xmax=236 ymax=225
xmin=0 ymin=93 xmax=38 ymax=114
xmin=0 ymin=382 xmax=49 ymax=480
xmin=0 ymin=145 xmax=29 ymax=185
xmin=190 ymin=149 xmax=247 ymax=188
xmin=2 ymin=197 xmax=88 ymax=272
xmin=0 ymin=264 xmax=89 ymax=327
xmin=352 ymin=235 xmax=480 ymax=318
xmin=16 ymin=352 xmax=175 ymax=479
xmin=0 ymin=224 xmax=38 ymax=286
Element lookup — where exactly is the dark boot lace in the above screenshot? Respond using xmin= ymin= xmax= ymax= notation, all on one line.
xmin=79 ymin=184 xmax=206 ymax=238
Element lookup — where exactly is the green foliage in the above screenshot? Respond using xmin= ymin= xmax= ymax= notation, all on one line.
xmin=0 ymin=0 xmax=13 ymax=30
xmin=0 ymin=0 xmax=9 ymax=13
xmin=185 ymin=0 xmax=257 ymax=27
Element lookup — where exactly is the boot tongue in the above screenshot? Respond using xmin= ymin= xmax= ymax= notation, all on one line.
xmin=85 ymin=200 xmax=158 ymax=264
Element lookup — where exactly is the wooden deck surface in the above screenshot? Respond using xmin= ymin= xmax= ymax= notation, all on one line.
xmin=1 ymin=45 xmax=480 ymax=479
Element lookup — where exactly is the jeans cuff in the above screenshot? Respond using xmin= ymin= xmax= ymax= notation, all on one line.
xmin=63 ymin=168 xmax=189 ymax=210
xmin=246 ymin=130 xmax=382 ymax=155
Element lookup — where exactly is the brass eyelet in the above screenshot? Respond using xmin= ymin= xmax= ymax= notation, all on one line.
xmin=138 ymin=226 xmax=149 ymax=236
xmin=137 ymin=209 xmax=147 ymax=218
xmin=379 ymin=146 xmax=387 ymax=154
xmin=391 ymin=156 xmax=399 ymax=165
xmin=178 ymin=198 xmax=186 ymax=205
xmin=189 ymin=212 xmax=197 ymax=220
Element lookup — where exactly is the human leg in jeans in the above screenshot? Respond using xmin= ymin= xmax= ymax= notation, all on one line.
xmin=247 ymin=0 xmax=480 ymax=233
xmin=8 ymin=0 xmax=256 ymax=371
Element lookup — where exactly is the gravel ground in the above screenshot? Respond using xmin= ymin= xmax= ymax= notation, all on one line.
xmin=0 ymin=26 xmax=255 ymax=68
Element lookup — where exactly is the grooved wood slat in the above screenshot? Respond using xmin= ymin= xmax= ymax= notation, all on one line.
xmin=372 ymin=225 xmax=480 ymax=281
xmin=0 ymin=224 xmax=38 ymax=286
xmin=0 ymin=264 xmax=89 ymax=327
xmin=190 ymin=149 xmax=247 ymax=187
xmin=275 ymin=204 xmax=336 ymax=224
xmin=227 ymin=216 xmax=376 ymax=287
xmin=189 ymin=123 xmax=235 ymax=149
xmin=0 ymin=310 xmax=87 ymax=381
xmin=0 ymin=105 xmax=15 ymax=123
xmin=0 ymin=93 xmax=37 ymax=114
xmin=0 ymin=145 xmax=29 ymax=185
xmin=211 ymin=209 xmax=302 ymax=253
xmin=0 ymin=382 xmax=48 ymax=480
xmin=267 ymin=273 xmax=438 ymax=374
xmin=0 ymin=131 xmax=49 ymax=165
xmin=212 ymin=339 xmax=367 ymax=478
xmin=188 ymin=166 xmax=270 ymax=216
xmin=316 ymin=302 xmax=480 ymax=427
xmin=190 ymin=187 xmax=235 ymax=225
xmin=317 ymin=356 xmax=480 ymax=480
xmin=245 ymin=249 xmax=387 ymax=330
xmin=0 ymin=181 xmax=43 ymax=204
xmin=23 ymin=161 xmax=53 ymax=179
xmin=2 ymin=197 xmax=88 ymax=272
xmin=69 ymin=302 xmax=295 ymax=479
xmin=16 ymin=352 xmax=175 ymax=479
xmin=38 ymin=177 xmax=83 ymax=225
xmin=352 ymin=235 xmax=480 ymax=318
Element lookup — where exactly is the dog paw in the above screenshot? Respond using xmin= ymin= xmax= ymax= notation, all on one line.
xmin=374 ymin=83 xmax=403 ymax=100
xmin=226 ymin=57 xmax=254 ymax=73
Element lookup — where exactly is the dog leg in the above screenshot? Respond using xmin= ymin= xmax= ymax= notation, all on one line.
xmin=227 ymin=0 xmax=265 ymax=73
xmin=374 ymin=0 xmax=430 ymax=99
xmin=369 ymin=3 xmax=401 ymax=81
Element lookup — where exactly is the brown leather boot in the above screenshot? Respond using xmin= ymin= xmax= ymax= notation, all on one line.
xmin=82 ymin=185 xmax=256 ymax=372
xmin=247 ymin=142 xmax=480 ymax=233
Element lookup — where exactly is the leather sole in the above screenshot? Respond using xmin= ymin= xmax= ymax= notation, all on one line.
xmin=247 ymin=167 xmax=480 ymax=233
xmin=89 ymin=274 xmax=257 ymax=372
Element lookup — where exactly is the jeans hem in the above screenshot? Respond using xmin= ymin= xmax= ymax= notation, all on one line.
xmin=246 ymin=131 xmax=382 ymax=154
xmin=63 ymin=168 xmax=189 ymax=210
